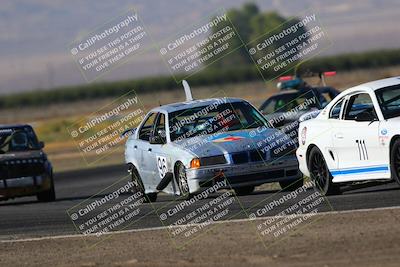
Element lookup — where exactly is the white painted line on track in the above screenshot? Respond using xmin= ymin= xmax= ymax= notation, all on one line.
xmin=1 ymin=205 xmax=400 ymax=243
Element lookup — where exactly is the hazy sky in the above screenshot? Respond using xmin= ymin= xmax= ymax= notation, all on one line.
xmin=1 ymin=0 xmax=400 ymax=93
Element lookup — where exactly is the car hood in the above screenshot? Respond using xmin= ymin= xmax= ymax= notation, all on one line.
xmin=172 ymin=128 xmax=288 ymax=157
xmin=265 ymin=111 xmax=306 ymax=122
xmin=387 ymin=117 xmax=400 ymax=122
xmin=0 ymin=150 xmax=44 ymax=162
xmin=264 ymin=107 xmax=321 ymax=124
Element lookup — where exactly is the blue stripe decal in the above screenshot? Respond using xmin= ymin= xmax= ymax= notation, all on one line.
xmin=331 ymin=166 xmax=389 ymax=176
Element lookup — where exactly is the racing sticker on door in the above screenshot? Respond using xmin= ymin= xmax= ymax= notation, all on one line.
xmin=157 ymin=156 xmax=168 ymax=178
xmin=356 ymin=139 xmax=368 ymax=160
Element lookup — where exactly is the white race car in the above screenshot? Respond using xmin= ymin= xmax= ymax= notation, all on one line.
xmin=124 ymin=81 xmax=301 ymax=202
xmin=297 ymin=77 xmax=400 ymax=195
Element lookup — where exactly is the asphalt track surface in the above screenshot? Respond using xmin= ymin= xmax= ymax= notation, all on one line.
xmin=0 ymin=164 xmax=399 ymax=241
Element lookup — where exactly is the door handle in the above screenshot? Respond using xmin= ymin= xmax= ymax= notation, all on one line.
xmin=334 ymin=133 xmax=344 ymax=139
xmin=134 ymin=145 xmax=137 ymax=149
xmin=148 ymin=148 xmax=152 ymax=152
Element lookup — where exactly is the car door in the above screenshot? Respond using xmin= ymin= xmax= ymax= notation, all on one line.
xmin=325 ymin=97 xmax=346 ymax=170
xmin=145 ymin=112 xmax=170 ymax=188
xmin=136 ymin=112 xmax=158 ymax=187
xmin=331 ymin=92 xmax=382 ymax=171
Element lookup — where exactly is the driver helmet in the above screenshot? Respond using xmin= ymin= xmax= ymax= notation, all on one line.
xmin=10 ymin=132 xmax=28 ymax=150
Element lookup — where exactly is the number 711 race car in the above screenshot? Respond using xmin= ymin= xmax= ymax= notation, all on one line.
xmin=124 ymin=81 xmax=303 ymax=201
xmin=297 ymin=77 xmax=400 ymax=195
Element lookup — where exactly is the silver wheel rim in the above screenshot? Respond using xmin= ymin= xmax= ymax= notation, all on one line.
xmin=178 ymin=164 xmax=189 ymax=195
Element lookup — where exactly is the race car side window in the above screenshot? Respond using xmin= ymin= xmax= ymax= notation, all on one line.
xmin=329 ymin=99 xmax=344 ymax=119
xmin=343 ymin=93 xmax=377 ymax=121
xmin=139 ymin=112 xmax=157 ymax=141
xmin=154 ymin=113 xmax=166 ymax=143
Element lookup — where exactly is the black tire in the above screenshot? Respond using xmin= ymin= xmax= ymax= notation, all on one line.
xmin=131 ymin=167 xmax=157 ymax=202
xmin=308 ymin=146 xmax=341 ymax=195
xmin=175 ymin=162 xmax=190 ymax=199
xmin=146 ymin=192 xmax=158 ymax=202
xmin=37 ymin=175 xmax=56 ymax=202
xmin=279 ymin=178 xmax=304 ymax=191
xmin=234 ymin=186 xmax=255 ymax=196
xmin=390 ymin=138 xmax=400 ymax=186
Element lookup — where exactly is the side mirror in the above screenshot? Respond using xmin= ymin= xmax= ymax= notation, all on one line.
xmin=38 ymin=141 xmax=45 ymax=149
xmin=121 ymin=128 xmax=136 ymax=138
xmin=149 ymin=130 xmax=166 ymax=145
xmin=355 ymin=111 xmax=376 ymax=122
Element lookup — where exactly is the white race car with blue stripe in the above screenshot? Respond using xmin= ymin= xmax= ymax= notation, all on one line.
xmin=296 ymin=77 xmax=400 ymax=195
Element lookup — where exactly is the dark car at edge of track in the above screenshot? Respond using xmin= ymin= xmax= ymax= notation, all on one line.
xmin=0 ymin=124 xmax=55 ymax=202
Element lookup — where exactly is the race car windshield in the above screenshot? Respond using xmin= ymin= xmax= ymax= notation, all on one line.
xmin=169 ymin=101 xmax=268 ymax=141
xmin=0 ymin=128 xmax=41 ymax=153
xmin=376 ymin=86 xmax=400 ymax=119
xmin=260 ymin=90 xmax=320 ymax=114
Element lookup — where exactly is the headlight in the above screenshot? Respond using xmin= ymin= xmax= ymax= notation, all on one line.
xmin=190 ymin=158 xmax=201 ymax=169
xmin=190 ymin=155 xmax=227 ymax=169
xmin=300 ymin=127 xmax=307 ymax=145
xmin=299 ymin=110 xmax=320 ymax=122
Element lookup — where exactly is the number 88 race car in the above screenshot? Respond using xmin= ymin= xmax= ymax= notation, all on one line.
xmin=297 ymin=77 xmax=400 ymax=195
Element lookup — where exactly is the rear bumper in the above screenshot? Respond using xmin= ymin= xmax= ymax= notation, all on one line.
xmin=186 ymin=155 xmax=301 ymax=192
xmin=0 ymin=174 xmax=51 ymax=199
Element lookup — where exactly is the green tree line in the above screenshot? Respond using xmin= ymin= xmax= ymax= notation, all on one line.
xmin=1 ymin=48 xmax=400 ymax=109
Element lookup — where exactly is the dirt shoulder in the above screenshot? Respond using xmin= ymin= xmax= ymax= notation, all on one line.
xmin=1 ymin=208 xmax=399 ymax=267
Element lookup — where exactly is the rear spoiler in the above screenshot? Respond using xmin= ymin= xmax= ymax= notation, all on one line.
xmin=277 ymin=71 xmax=337 ymax=89
xmin=183 ymin=80 xmax=193 ymax=101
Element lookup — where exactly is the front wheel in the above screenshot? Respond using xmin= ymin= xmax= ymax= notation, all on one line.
xmin=308 ymin=147 xmax=341 ymax=195
xmin=390 ymin=138 xmax=400 ymax=186
xmin=175 ymin=162 xmax=190 ymax=199
xmin=279 ymin=178 xmax=303 ymax=191
xmin=37 ymin=175 xmax=56 ymax=202
xmin=234 ymin=186 xmax=255 ymax=196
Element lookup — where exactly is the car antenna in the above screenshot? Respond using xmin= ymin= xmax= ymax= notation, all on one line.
xmin=182 ymin=80 xmax=193 ymax=101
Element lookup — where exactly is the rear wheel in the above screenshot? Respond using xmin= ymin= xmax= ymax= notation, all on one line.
xmin=308 ymin=147 xmax=341 ymax=195
xmin=131 ymin=167 xmax=157 ymax=202
xmin=390 ymin=138 xmax=400 ymax=186
xmin=37 ymin=174 xmax=56 ymax=202
xmin=175 ymin=162 xmax=190 ymax=199
xmin=234 ymin=186 xmax=255 ymax=196
xmin=279 ymin=178 xmax=303 ymax=191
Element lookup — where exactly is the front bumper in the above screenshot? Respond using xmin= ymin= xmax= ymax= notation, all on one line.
xmin=186 ymin=155 xmax=301 ymax=192
xmin=0 ymin=174 xmax=51 ymax=199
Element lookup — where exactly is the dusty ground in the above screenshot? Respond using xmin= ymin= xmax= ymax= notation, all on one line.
xmin=1 ymin=208 xmax=399 ymax=267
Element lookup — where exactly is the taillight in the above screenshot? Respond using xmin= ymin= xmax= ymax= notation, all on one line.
xmin=323 ymin=71 xmax=336 ymax=77
xmin=278 ymin=76 xmax=293 ymax=81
